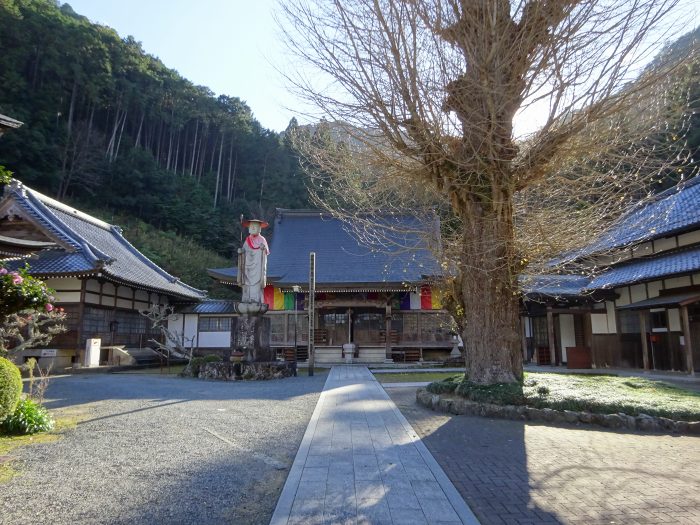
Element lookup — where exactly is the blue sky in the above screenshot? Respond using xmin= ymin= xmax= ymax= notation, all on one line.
xmin=64 ymin=0 xmax=298 ymax=132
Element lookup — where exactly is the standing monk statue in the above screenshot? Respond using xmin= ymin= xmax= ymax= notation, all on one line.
xmin=237 ymin=218 xmax=270 ymax=303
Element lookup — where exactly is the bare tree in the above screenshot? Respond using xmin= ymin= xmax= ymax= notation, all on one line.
xmin=139 ymin=305 xmax=194 ymax=362
xmin=280 ymin=0 xmax=695 ymax=384
xmin=0 ymin=310 xmax=67 ymax=357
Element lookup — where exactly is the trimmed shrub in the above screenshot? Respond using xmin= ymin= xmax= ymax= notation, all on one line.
xmin=0 ymin=356 xmax=22 ymax=422
xmin=2 ymin=398 xmax=54 ymax=435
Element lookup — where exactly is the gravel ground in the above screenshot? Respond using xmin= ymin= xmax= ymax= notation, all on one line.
xmin=1 ymin=372 xmax=326 ymax=525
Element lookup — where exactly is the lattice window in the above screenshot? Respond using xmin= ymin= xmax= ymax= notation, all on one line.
xmin=198 ymin=317 xmax=232 ymax=332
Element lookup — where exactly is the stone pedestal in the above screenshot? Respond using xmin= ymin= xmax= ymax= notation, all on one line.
xmin=231 ymin=310 xmax=273 ymax=363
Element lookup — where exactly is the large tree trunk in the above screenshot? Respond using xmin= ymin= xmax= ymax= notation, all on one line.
xmin=457 ymin=191 xmax=522 ymax=384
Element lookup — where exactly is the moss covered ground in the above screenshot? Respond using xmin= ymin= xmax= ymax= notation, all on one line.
xmin=424 ymin=372 xmax=700 ymax=421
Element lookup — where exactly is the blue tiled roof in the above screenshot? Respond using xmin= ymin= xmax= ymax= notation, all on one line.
xmin=555 ymin=176 xmax=700 ymax=264
xmin=586 ymin=245 xmax=700 ymax=290
xmin=520 ymin=274 xmax=590 ymax=298
xmin=210 ymin=210 xmax=442 ymax=287
xmin=1 ymin=181 xmax=206 ymax=300
xmin=180 ymin=301 xmax=237 ymax=314
xmin=268 ymin=210 xmax=441 ymax=285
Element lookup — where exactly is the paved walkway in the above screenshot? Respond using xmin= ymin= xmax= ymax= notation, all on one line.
xmin=270 ymin=366 xmax=479 ymax=525
xmin=389 ymin=387 xmax=700 ymax=525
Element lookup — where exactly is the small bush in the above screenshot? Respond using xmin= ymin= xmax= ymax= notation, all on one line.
xmin=536 ymin=385 xmax=550 ymax=396
xmin=0 ymin=357 xmax=22 ymax=422
xmin=2 ymin=398 xmax=54 ymax=435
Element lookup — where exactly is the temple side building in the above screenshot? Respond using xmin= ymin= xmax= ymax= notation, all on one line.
xmin=0 ymin=180 xmax=206 ymax=368
xmin=522 ymin=176 xmax=700 ymax=374
xmin=172 ymin=209 xmax=457 ymax=363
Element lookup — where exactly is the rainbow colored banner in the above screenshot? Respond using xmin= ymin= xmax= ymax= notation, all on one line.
xmin=264 ymin=287 xmax=303 ymax=310
xmin=394 ymin=287 xmax=442 ymax=310
xmin=263 ymin=286 xmax=442 ymax=311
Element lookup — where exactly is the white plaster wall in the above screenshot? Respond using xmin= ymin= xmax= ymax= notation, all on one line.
xmin=678 ymin=230 xmax=700 ymax=247
xmin=558 ymin=314 xmax=576 ymax=362
xmin=54 ymin=291 xmax=81 ymax=303
xmin=694 ymin=274 xmax=700 ymax=285
xmin=198 ymin=332 xmax=230 ymax=348
xmin=591 ymin=314 xmax=609 ymax=334
xmin=86 ymin=279 xmax=100 ymax=292
xmin=629 ymin=284 xmax=647 ymax=304
xmin=184 ymin=314 xmax=199 ymax=348
xmin=524 ymin=317 xmax=532 ymax=338
xmin=167 ymin=314 xmax=185 ymax=349
xmin=135 ymin=289 xmax=149 ymax=302
xmin=116 ymin=298 xmax=132 ymax=309
xmin=632 ymin=242 xmax=652 ymax=258
xmin=668 ymin=309 xmax=681 ymax=332
xmin=665 ymin=276 xmax=692 ymax=289
xmin=653 ymin=237 xmax=676 ymax=253
xmin=101 ymin=295 xmax=115 ymax=307
xmin=44 ymin=278 xmax=81 ymax=290
xmin=85 ymin=292 xmax=100 ymax=304
xmin=615 ymin=287 xmax=631 ymax=307
xmin=117 ymin=285 xmax=132 ymax=298
xmin=606 ymin=301 xmax=617 ymax=334
xmin=647 ymin=280 xmax=663 ymax=298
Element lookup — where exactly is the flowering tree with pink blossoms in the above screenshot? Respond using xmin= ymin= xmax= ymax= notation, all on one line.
xmin=0 ymin=265 xmax=66 ymax=357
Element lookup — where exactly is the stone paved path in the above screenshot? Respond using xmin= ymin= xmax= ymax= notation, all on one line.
xmin=389 ymin=386 xmax=700 ymax=525
xmin=270 ymin=366 xmax=479 ymax=525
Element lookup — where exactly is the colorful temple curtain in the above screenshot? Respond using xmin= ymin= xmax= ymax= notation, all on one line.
xmin=264 ymin=287 xmax=303 ymax=311
xmin=264 ymin=286 xmax=442 ymax=311
xmin=395 ymin=286 xmax=442 ymax=310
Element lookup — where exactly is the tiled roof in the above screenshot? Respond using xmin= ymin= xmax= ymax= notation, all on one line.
xmin=526 ymin=246 xmax=700 ymax=298
xmin=1 ymin=181 xmax=206 ymax=300
xmin=555 ymin=176 xmax=700 ymax=264
xmin=211 ymin=210 xmax=442 ymax=287
xmin=520 ymin=274 xmax=591 ymax=298
xmin=617 ymin=291 xmax=700 ymax=310
xmin=586 ymin=245 xmax=700 ymax=290
xmin=180 ymin=301 xmax=237 ymax=314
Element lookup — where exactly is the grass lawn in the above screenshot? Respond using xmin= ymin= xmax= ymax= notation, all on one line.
xmin=374 ymin=372 xmax=463 ymax=383
xmin=427 ymin=372 xmax=700 ymax=421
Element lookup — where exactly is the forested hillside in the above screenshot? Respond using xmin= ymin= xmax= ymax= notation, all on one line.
xmin=0 ymin=0 xmax=309 ymax=261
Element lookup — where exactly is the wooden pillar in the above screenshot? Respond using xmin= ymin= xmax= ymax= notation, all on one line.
xmin=580 ymin=312 xmax=595 ymax=368
xmin=681 ymin=305 xmax=695 ymax=375
xmin=520 ymin=317 xmax=529 ymax=363
xmin=546 ymin=308 xmax=556 ymax=365
xmin=75 ymin=279 xmax=87 ymax=364
xmin=639 ymin=311 xmax=650 ymax=370
xmin=385 ymin=302 xmax=392 ymax=360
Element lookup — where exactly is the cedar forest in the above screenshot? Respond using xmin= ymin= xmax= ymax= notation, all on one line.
xmin=0 ymin=0 xmax=310 ymax=295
